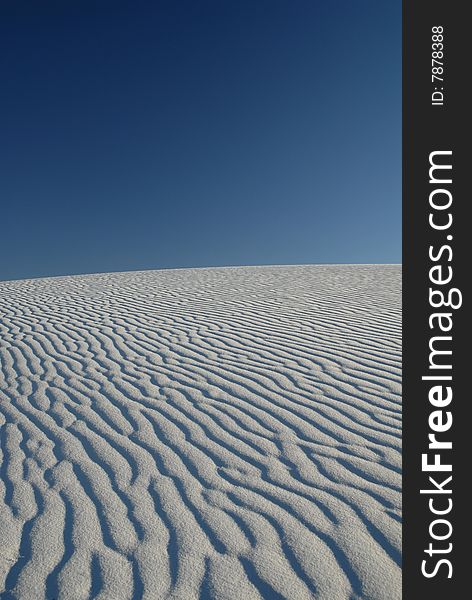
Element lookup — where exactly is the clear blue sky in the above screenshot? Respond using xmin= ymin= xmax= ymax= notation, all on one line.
xmin=0 ymin=0 xmax=400 ymax=281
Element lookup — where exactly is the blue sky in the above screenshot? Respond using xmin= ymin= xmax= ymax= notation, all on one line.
xmin=0 ymin=0 xmax=400 ymax=281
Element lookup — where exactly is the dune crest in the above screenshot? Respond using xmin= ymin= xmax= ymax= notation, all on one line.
xmin=0 ymin=265 xmax=401 ymax=599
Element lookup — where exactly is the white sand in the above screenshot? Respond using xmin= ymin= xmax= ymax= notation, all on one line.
xmin=0 ymin=265 xmax=401 ymax=600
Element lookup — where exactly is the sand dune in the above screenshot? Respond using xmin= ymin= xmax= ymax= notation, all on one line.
xmin=0 ymin=265 xmax=401 ymax=600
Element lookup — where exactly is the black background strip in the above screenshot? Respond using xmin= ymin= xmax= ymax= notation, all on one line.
xmin=403 ymin=1 xmax=468 ymax=597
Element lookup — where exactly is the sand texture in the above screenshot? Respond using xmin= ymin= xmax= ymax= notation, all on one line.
xmin=0 ymin=265 xmax=401 ymax=599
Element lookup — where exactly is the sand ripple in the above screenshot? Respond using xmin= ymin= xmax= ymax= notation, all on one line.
xmin=0 ymin=265 xmax=401 ymax=599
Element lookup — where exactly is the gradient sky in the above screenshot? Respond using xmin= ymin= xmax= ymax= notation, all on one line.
xmin=0 ymin=0 xmax=400 ymax=281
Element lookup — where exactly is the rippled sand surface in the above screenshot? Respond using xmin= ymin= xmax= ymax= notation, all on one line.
xmin=0 ymin=265 xmax=401 ymax=599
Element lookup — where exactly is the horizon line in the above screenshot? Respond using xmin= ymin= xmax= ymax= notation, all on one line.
xmin=0 ymin=262 xmax=402 ymax=285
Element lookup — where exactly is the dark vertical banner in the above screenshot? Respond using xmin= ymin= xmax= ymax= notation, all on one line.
xmin=403 ymin=0 xmax=468 ymax=597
